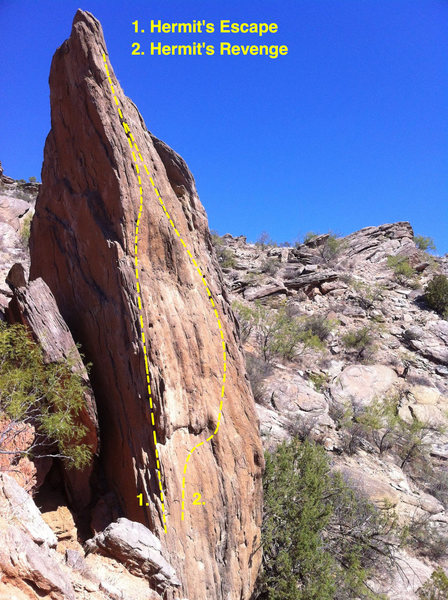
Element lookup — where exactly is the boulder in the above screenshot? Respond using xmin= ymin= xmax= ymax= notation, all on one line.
xmin=337 ymin=465 xmax=400 ymax=508
xmin=244 ymin=282 xmax=287 ymax=300
xmin=330 ymin=364 xmax=398 ymax=409
xmin=86 ymin=518 xmax=180 ymax=591
xmin=0 ymin=525 xmax=75 ymax=599
xmin=0 ymin=473 xmax=57 ymax=547
xmin=404 ymin=321 xmax=448 ymax=365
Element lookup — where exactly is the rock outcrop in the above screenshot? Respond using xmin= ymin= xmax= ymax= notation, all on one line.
xmin=0 ymin=194 xmax=33 ymax=312
xmin=29 ymin=10 xmax=263 ymax=600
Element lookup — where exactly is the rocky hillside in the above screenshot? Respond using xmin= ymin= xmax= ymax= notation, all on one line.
xmin=215 ymin=226 xmax=448 ymax=598
xmin=0 ymin=8 xmax=448 ymax=600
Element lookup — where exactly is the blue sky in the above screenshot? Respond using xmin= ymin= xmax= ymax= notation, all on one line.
xmin=1 ymin=0 xmax=447 ymax=252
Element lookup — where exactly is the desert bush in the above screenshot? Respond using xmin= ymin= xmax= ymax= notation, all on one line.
xmin=20 ymin=211 xmax=33 ymax=246
xmin=425 ymin=274 xmax=448 ymax=319
xmin=302 ymin=314 xmax=334 ymax=342
xmin=257 ymin=438 xmax=398 ymax=600
xmin=211 ymin=232 xmax=236 ymax=268
xmin=307 ymin=372 xmax=329 ymax=392
xmin=303 ymin=231 xmax=318 ymax=244
xmin=342 ymin=326 xmax=375 ymax=361
xmin=386 ymin=255 xmax=416 ymax=284
xmin=418 ymin=568 xmax=448 ymax=599
xmin=245 ymin=353 xmax=272 ymax=403
xmin=425 ymin=465 xmax=448 ymax=509
xmin=320 ymin=234 xmax=344 ymax=264
xmin=256 ymin=231 xmax=277 ymax=248
xmin=337 ymin=395 xmax=444 ymax=473
xmin=28 ymin=176 xmax=37 ymax=183
xmin=414 ymin=235 xmax=436 ymax=252
xmin=405 ymin=515 xmax=448 ymax=561
xmin=260 ymin=258 xmax=281 ymax=276
xmin=0 ymin=322 xmax=93 ymax=470
xmin=350 ymin=280 xmax=384 ymax=312
xmin=300 ymin=231 xmax=344 ymax=264
xmin=233 ymin=302 xmax=327 ymax=363
xmin=232 ymin=301 xmax=255 ymax=343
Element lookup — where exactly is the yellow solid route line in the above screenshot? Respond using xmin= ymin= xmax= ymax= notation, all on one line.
xmin=102 ymin=54 xmax=226 ymax=525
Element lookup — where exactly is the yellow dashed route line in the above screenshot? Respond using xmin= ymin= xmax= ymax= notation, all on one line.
xmin=102 ymin=54 xmax=226 ymax=526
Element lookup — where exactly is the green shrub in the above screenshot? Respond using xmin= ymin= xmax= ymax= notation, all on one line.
xmin=300 ymin=232 xmax=344 ymax=264
xmin=418 ymin=569 xmax=448 ymax=599
xmin=342 ymin=326 xmax=375 ymax=361
xmin=233 ymin=302 xmax=327 ymax=362
xmin=28 ymin=176 xmax=37 ymax=183
xmin=405 ymin=516 xmax=448 ymax=561
xmin=425 ymin=274 xmax=448 ymax=318
xmin=245 ymin=353 xmax=272 ymax=403
xmin=386 ymin=255 xmax=416 ymax=283
xmin=20 ymin=211 xmax=33 ymax=246
xmin=307 ymin=372 xmax=329 ymax=392
xmin=350 ymin=280 xmax=384 ymax=311
xmin=211 ymin=232 xmax=236 ymax=268
xmin=414 ymin=235 xmax=436 ymax=252
xmin=0 ymin=322 xmax=93 ymax=469
xmin=320 ymin=234 xmax=344 ymax=263
xmin=258 ymin=438 xmax=397 ymax=600
xmin=303 ymin=231 xmax=318 ymax=244
xmin=261 ymin=258 xmax=281 ymax=276
xmin=302 ymin=314 xmax=333 ymax=342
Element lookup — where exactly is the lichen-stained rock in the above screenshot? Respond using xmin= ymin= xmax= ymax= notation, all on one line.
xmin=0 ymin=473 xmax=57 ymax=547
xmin=29 ymin=10 xmax=263 ymax=600
xmin=330 ymin=364 xmax=398 ymax=410
xmin=6 ymin=274 xmax=99 ymax=508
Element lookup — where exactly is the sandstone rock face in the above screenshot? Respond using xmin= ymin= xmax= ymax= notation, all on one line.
xmin=29 ymin=10 xmax=262 ymax=600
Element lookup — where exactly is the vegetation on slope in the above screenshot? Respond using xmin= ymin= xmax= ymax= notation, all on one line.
xmin=0 ymin=322 xmax=93 ymax=471
xmin=256 ymin=438 xmax=398 ymax=600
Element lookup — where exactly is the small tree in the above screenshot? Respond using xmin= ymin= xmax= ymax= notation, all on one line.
xmin=258 ymin=438 xmax=397 ymax=600
xmin=386 ymin=255 xmax=416 ymax=284
xmin=418 ymin=569 xmax=448 ymax=599
xmin=425 ymin=274 xmax=448 ymax=319
xmin=414 ymin=235 xmax=436 ymax=252
xmin=0 ymin=322 xmax=93 ymax=471
xmin=342 ymin=326 xmax=375 ymax=362
xmin=256 ymin=232 xmax=277 ymax=248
